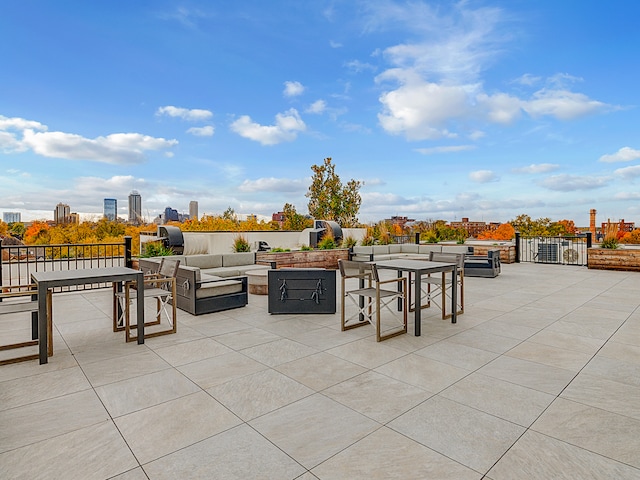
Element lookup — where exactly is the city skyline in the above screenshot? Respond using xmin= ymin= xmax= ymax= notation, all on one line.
xmin=1 ymin=1 xmax=640 ymax=226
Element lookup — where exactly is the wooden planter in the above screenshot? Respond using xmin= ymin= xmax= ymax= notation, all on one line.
xmin=256 ymin=249 xmax=350 ymax=270
xmin=587 ymin=247 xmax=640 ymax=271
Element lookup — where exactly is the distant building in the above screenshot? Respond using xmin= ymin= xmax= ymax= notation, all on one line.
xmin=128 ymin=191 xmax=142 ymax=225
xmin=601 ymin=218 xmax=635 ymax=233
xmin=54 ymin=203 xmax=71 ymax=225
xmin=104 ymin=198 xmax=117 ymax=221
xmin=189 ymin=201 xmax=198 ymax=221
xmin=449 ymin=217 xmax=494 ymax=237
xmin=272 ymin=211 xmax=285 ymax=227
xmin=386 ymin=216 xmax=415 ymax=228
xmin=164 ymin=207 xmax=179 ymax=223
xmin=3 ymin=212 xmax=21 ymax=223
xmin=69 ymin=213 xmax=80 ymax=224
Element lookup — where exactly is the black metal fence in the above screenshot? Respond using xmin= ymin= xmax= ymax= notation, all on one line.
xmin=515 ymin=232 xmax=591 ymax=266
xmin=1 ymin=237 xmax=132 ymax=291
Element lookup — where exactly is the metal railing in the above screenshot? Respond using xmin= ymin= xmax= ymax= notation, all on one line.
xmin=1 ymin=237 xmax=132 ymax=292
xmin=515 ymin=232 xmax=591 ymax=266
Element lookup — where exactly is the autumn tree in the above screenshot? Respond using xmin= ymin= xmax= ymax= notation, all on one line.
xmin=477 ymin=223 xmax=515 ymax=241
xmin=281 ymin=203 xmax=312 ymax=231
xmin=24 ymin=221 xmax=51 ymax=245
xmin=306 ymin=157 xmax=362 ymax=228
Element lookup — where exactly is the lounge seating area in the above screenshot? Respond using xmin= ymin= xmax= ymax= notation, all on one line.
xmin=464 ymin=248 xmax=502 ymax=278
xmin=349 ymin=243 xmax=473 ymax=262
xmin=2 ymin=262 xmax=640 ymax=478
xmin=139 ymin=253 xmax=269 ymax=316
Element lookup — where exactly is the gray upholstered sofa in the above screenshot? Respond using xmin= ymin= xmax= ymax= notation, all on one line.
xmin=139 ymin=253 xmax=270 ymax=315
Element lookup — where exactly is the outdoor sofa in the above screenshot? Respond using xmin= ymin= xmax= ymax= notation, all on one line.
xmin=463 ymin=249 xmax=501 ymax=278
xmin=349 ymin=244 xmax=473 ymax=262
xmin=139 ymin=252 xmax=270 ymax=315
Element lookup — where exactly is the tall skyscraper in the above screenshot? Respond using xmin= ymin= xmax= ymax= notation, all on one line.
xmin=189 ymin=201 xmax=198 ymax=221
xmin=2 ymin=212 xmax=21 ymax=223
xmin=128 ymin=190 xmax=142 ymax=224
xmin=54 ymin=203 xmax=71 ymax=224
xmin=164 ymin=206 xmax=179 ymax=223
xmin=104 ymin=198 xmax=117 ymax=221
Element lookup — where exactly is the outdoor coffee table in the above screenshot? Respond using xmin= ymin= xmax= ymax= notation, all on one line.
xmin=31 ymin=267 xmax=145 ymax=364
xmin=374 ymin=259 xmax=457 ymax=336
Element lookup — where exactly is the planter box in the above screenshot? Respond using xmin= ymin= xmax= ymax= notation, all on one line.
xmin=587 ymin=247 xmax=640 ymax=271
xmin=470 ymin=244 xmax=516 ymax=264
xmin=256 ymin=249 xmax=349 ymax=270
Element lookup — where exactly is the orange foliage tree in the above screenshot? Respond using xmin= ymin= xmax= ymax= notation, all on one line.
xmin=24 ymin=221 xmax=51 ymax=244
xmin=476 ymin=223 xmax=515 ymax=241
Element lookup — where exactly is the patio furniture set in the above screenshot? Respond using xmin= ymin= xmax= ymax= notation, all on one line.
xmin=1 ymin=248 xmax=501 ymax=364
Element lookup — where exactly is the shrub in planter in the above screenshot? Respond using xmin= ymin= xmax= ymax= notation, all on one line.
xmin=141 ymin=241 xmax=174 ymax=257
xmin=233 ymin=234 xmax=251 ymax=252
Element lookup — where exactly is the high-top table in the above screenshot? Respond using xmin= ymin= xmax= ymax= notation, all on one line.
xmin=373 ymin=259 xmax=457 ymax=336
xmin=31 ymin=267 xmax=145 ymax=364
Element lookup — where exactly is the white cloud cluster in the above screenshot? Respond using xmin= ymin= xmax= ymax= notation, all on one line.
xmin=539 ymin=174 xmax=609 ymax=191
xmin=306 ymin=100 xmax=327 ymax=114
xmin=156 ymin=105 xmax=213 ymax=121
xmin=187 ymin=125 xmax=215 ymax=137
xmin=0 ymin=115 xmax=178 ymax=164
xmin=283 ymin=81 xmax=305 ymax=97
xmin=238 ymin=177 xmax=307 ymax=193
xmin=469 ymin=170 xmax=498 ymax=183
xmin=230 ymin=109 xmax=306 ymax=145
xmin=511 ymin=163 xmax=560 ymax=174
xmin=599 ymin=146 xmax=640 ymax=163
xmin=370 ymin=3 xmax=613 ymax=140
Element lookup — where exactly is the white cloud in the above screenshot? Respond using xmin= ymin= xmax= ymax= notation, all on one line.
xmin=512 ymin=163 xmax=560 ymax=174
xmin=477 ymin=92 xmax=523 ymax=124
xmin=614 ymin=165 xmax=640 ymax=179
xmin=21 ymin=129 xmax=177 ymax=164
xmin=599 ymin=147 xmax=640 ymax=163
xmin=513 ymin=74 xmax=542 ymax=86
xmin=230 ymin=109 xmax=306 ymax=145
xmin=283 ymin=81 xmax=305 ymax=97
xmin=539 ymin=174 xmax=609 ymax=191
xmin=156 ymin=105 xmax=213 ymax=121
xmin=306 ymin=100 xmax=327 ymax=114
xmin=377 ymin=75 xmax=470 ymax=140
xmin=469 ymin=170 xmax=498 ymax=183
xmin=0 ymin=115 xmax=47 ymax=131
xmin=523 ymin=89 xmax=609 ymax=120
xmin=415 ymin=145 xmax=475 ymax=155
xmin=238 ymin=177 xmax=307 ymax=193
xmin=187 ymin=125 xmax=215 ymax=137
xmin=344 ymin=59 xmax=376 ymax=73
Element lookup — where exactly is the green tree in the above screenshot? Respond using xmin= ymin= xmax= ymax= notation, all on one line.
xmin=306 ymin=157 xmax=362 ymax=227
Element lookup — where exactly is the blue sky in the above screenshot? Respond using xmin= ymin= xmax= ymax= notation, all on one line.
xmin=1 ymin=1 xmax=639 ymax=227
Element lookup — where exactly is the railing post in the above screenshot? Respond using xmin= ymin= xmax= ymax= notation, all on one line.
xmin=124 ymin=236 xmax=132 ymax=268
xmin=586 ymin=232 xmax=592 ymax=248
xmin=415 ymin=232 xmax=420 ymax=244
xmin=515 ymin=232 xmax=520 ymax=263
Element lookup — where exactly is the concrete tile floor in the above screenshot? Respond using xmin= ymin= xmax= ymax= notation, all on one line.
xmin=1 ymin=262 xmax=640 ymax=479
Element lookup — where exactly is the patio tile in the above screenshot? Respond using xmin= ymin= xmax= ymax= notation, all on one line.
xmin=95 ymin=368 xmax=200 ymax=417
xmin=275 ymin=351 xmax=367 ymax=391
xmin=0 ymin=389 xmax=109 ymax=453
xmin=152 ymin=337 xmax=232 ymax=366
xmin=213 ymin=327 xmax=281 ymax=350
xmin=505 ymin=340 xmax=594 ymax=371
xmin=528 ymin=328 xmax=606 ymax=354
xmin=560 ymin=372 xmax=640 ymax=420
xmin=0 ymin=350 xmax=77 ymax=383
xmin=389 ymin=395 xmax=525 ymax=473
xmin=532 ymin=397 xmax=640 ymax=469
xmin=110 ymin=468 xmax=150 ymax=480
xmin=240 ymin=338 xmax=318 ymax=367
xmin=440 ymin=372 xmax=555 ymax=427
xmin=0 ymin=420 xmax=137 ymax=480
xmin=478 ymin=355 xmax=576 ymax=395
xmin=249 ymin=394 xmax=379 ymax=469
xmin=323 ymin=371 xmax=432 ymax=423
xmin=374 ymin=353 xmax=470 ymax=392
xmin=311 ymin=426 xmax=479 ymax=480
xmin=326 ymin=337 xmax=406 ymax=369
xmin=115 ymin=391 xmax=241 ymax=464
xmin=487 ymin=430 xmax=640 ymax=480
xmin=0 ymin=365 xmax=91 ymax=411
xmin=207 ymin=368 xmax=314 ymax=421
xmin=188 ymin=315 xmax=252 ymax=337
xmin=445 ymin=328 xmax=523 ymax=354
xmin=81 ymin=349 xmax=171 ymax=387
xmin=143 ymin=424 xmax=306 ymax=479
xmin=582 ymin=355 xmax=640 ymax=388
xmin=414 ymin=339 xmax=500 ymax=370
xmin=177 ymin=351 xmax=267 ymax=389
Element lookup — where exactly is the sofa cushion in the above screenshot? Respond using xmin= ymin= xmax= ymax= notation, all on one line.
xmin=196 ymin=279 xmax=243 ymax=299
xmin=202 ymin=266 xmax=241 ymax=277
xmin=388 ymin=244 xmax=403 ymax=254
xmin=418 ymin=245 xmax=441 ymax=255
xmin=371 ymin=245 xmax=390 ymax=255
xmin=184 ymin=254 xmax=223 ymax=269
xmin=222 ymin=252 xmax=255 ymax=267
xmin=182 ymin=233 xmax=209 ymax=255
xmin=442 ymin=245 xmax=473 ymax=255
xmin=400 ymin=244 xmax=420 ymax=254
xmin=352 ymin=246 xmax=373 ymax=256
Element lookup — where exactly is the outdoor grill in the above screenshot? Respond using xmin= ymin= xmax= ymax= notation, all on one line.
xmin=157 ymin=225 xmax=184 ymax=254
xmin=308 ymin=220 xmax=343 ymax=247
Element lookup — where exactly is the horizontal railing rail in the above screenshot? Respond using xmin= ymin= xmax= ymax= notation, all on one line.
xmin=1 ymin=237 xmax=132 ymax=293
xmin=515 ymin=232 xmax=591 ymax=266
